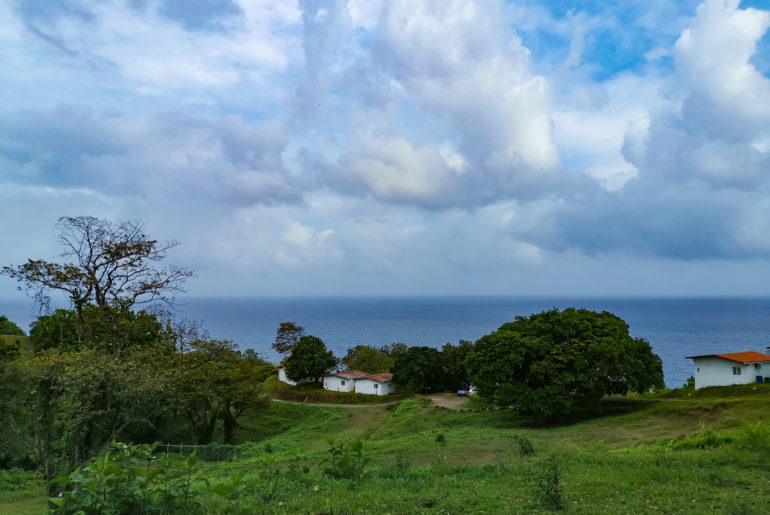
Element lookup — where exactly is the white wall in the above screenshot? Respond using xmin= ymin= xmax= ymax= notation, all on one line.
xmin=279 ymin=368 xmax=313 ymax=386
xmin=692 ymin=357 xmax=767 ymax=389
xmin=355 ymin=379 xmax=396 ymax=396
xmin=323 ymin=375 xmax=355 ymax=392
xmin=278 ymin=367 xmax=297 ymax=386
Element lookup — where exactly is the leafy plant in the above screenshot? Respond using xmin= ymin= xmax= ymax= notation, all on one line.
xmin=534 ymin=456 xmax=564 ymax=510
xmin=321 ymin=437 xmax=370 ymax=483
xmin=514 ymin=434 xmax=535 ymax=457
xmin=48 ymin=442 xmax=203 ymax=514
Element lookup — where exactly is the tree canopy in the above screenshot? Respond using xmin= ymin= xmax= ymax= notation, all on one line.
xmin=284 ymin=335 xmax=336 ymax=383
xmin=0 ymin=316 xmax=25 ymax=336
xmin=341 ymin=345 xmax=393 ymax=374
xmin=391 ymin=346 xmax=443 ymax=392
xmin=272 ymin=321 xmax=305 ymax=354
xmin=2 ymin=216 xmax=192 ymax=318
xmin=466 ymin=308 xmax=664 ymax=419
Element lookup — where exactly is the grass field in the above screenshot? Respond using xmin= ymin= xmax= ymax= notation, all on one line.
xmin=2 ymin=387 xmax=770 ymax=513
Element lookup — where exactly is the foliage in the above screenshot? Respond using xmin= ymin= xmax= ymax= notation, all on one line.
xmin=20 ymin=347 xmax=173 ymax=477
xmin=321 ymin=437 xmax=369 ymax=482
xmin=533 ymin=456 xmax=564 ymax=510
xmin=171 ymin=339 xmax=270 ymax=444
xmin=466 ymin=308 xmax=664 ymax=418
xmin=284 ymin=335 xmax=336 ymax=383
xmin=379 ymin=342 xmax=408 ymax=361
xmin=29 ymin=306 xmax=176 ymax=354
xmin=341 ymin=345 xmax=393 ymax=373
xmin=440 ymin=340 xmax=474 ymax=391
xmin=48 ymin=442 xmax=203 ymax=514
xmin=0 ymin=315 xmax=25 ymax=336
xmin=514 ymin=434 xmax=535 ymax=457
xmin=2 ymin=216 xmax=192 ymax=355
xmin=392 ymin=346 xmax=443 ymax=392
xmin=272 ymin=321 xmax=304 ymax=354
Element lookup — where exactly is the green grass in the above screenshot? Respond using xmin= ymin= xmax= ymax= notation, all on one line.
xmin=5 ymin=391 xmax=770 ymax=513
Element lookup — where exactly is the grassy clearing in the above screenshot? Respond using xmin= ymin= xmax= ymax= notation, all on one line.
xmin=5 ymin=392 xmax=770 ymax=513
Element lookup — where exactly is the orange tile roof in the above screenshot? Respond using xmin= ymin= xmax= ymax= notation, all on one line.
xmin=330 ymin=370 xmax=370 ymax=380
xmin=686 ymin=351 xmax=770 ymax=363
xmin=361 ymin=373 xmax=393 ymax=383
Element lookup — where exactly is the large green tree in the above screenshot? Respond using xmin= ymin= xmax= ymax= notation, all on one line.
xmin=171 ymin=339 xmax=270 ymax=444
xmin=466 ymin=308 xmax=664 ymax=419
xmin=440 ymin=340 xmax=474 ymax=391
xmin=391 ymin=346 xmax=443 ymax=392
xmin=284 ymin=335 xmax=336 ymax=383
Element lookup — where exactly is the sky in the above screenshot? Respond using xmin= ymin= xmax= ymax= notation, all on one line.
xmin=1 ymin=0 xmax=770 ymax=298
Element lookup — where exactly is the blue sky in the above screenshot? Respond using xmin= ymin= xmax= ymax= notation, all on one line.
xmin=1 ymin=0 xmax=770 ymax=298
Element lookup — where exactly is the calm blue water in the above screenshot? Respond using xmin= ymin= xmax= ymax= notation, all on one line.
xmin=3 ymin=296 xmax=770 ymax=388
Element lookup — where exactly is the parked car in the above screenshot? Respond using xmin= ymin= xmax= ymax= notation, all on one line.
xmin=457 ymin=388 xmax=467 ymax=396
xmin=467 ymin=385 xmax=477 ymax=395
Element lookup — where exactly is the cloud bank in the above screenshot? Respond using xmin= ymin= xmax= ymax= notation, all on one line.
xmin=2 ymin=0 xmax=770 ymax=297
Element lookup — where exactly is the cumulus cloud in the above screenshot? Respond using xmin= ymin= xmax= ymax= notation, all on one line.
xmin=3 ymin=0 xmax=770 ymax=297
xmin=533 ymin=0 xmax=770 ymax=259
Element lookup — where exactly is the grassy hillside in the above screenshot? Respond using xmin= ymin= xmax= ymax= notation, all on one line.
xmin=3 ymin=392 xmax=770 ymax=513
xmin=0 ymin=334 xmax=32 ymax=355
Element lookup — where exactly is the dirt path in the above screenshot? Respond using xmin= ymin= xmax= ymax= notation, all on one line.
xmin=426 ymin=392 xmax=469 ymax=410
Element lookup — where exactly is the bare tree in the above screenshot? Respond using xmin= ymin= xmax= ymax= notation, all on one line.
xmin=272 ymin=321 xmax=305 ymax=354
xmin=3 ymin=216 xmax=193 ymax=321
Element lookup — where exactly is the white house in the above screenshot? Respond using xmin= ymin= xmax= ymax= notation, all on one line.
xmin=354 ymin=373 xmax=396 ymax=396
xmin=278 ymin=366 xmax=313 ymax=386
xmin=323 ymin=370 xmax=369 ymax=392
xmin=686 ymin=351 xmax=770 ymax=389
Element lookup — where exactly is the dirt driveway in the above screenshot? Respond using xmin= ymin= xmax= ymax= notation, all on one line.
xmin=425 ymin=392 xmax=469 ymax=410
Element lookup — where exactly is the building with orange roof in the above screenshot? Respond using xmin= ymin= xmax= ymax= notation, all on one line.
xmin=686 ymin=351 xmax=770 ymax=389
xmin=322 ymin=370 xmax=370 ymax=392
xmin=354 ymin=373 xmax=396 ymax=396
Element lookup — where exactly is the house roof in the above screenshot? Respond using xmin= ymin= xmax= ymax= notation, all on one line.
xmin=327 ymin=370 xmax=370 ymax=380
xmin=359 ymin=373 xmax=393 ymax=383
xmin=686 ymin=351 xmax=770 ymax=364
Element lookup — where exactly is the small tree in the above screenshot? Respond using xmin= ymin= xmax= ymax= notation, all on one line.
xmin=272 ymin=321 xmax=305 ymax=354
xmin=284 ymin=335 xmax=336 ymax=383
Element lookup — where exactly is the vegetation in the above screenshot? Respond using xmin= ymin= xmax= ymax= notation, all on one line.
xmin=467 ymin=308 xmax=664 ymax=418
xmin=271 ymin=321 xmax=304 ymax=354
xmin=283 ymin=335 xmax=336 ymax=383
xmin=4 ymin=390 xmax=770 ymax=513
xmin=392 ymin=346 xmax=443 ymax=392
xmin=341 ymin=344 xmax=394 ymax=373
xmin=0 ymin=315 xmax=25 ymax=336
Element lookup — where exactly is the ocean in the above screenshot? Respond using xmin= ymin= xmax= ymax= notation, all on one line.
xmin=3 ymin=296 xmax=770 ymax=388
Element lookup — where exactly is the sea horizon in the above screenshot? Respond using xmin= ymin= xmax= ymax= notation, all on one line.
xmin=3 ymin=294 xmax=770 ymax=389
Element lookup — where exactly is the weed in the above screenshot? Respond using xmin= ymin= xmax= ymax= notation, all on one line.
xmin=534 ymin=456 xmax=564 ymax=510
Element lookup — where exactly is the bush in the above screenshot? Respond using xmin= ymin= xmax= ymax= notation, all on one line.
xmin=48 ymin=442 xmax=204 ymax=514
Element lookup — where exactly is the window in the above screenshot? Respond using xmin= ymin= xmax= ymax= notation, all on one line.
xmin=341 ymin=380 xmax=346 ymax=385
xmin=374 ymin=384 xmax=378 ymax=389
xmin=733 ymin=367 xmax=741 ymax=375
